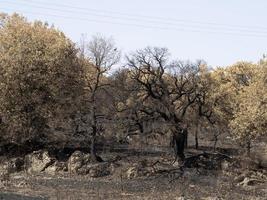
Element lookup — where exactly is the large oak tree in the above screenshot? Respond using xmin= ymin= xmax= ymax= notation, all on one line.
xmin=0 ymin=14 xmax=85 ymax=150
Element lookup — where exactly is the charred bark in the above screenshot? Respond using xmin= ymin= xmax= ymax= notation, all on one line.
xmin=90 ymin=125 xmax=97 ymax=161
xmin=90 ymin=102 xmax=103 ymax=162
xmin=172 ymin=127 xmax=187 ymax=161
xmin=195 ymin=122 xmax=199 ymax=149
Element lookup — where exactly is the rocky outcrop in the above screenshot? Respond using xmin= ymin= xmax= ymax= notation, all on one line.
xmin=0 ymin=150 xmax=112 ymax=177
xmin=68 ymin=151 xmax=91 ymax=174
xmin=67 ymin=151 xmax=110 ymax=177
xmin=25 ymin=150 xmax=54 ymax=173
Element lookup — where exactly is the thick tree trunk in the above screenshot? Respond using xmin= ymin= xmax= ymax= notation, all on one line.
xmin=195 ymin=132 xmax=198 ymax=150
xmin=90 ymin=125 xmax=97 ymax=161
xmin=184 ymin=128 xmax=188 ymax=149
xmin=195 ymin=122 xmax=200 ymax=149
xmin=137 ymin=121 xmax=145 ymax=155
xmin=90 ymin=101 xmax=102 ymax=162
xmin=172 ymin=128 xmax=187 ymax=161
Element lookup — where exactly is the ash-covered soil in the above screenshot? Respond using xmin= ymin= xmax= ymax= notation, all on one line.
xmin=0 ymin=147 xmax=266 ymax=200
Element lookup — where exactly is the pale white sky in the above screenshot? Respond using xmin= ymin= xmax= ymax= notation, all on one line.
xmin=1 ymin=0 xmax=267 ymax=67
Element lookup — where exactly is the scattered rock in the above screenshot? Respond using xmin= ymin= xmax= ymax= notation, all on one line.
xmin=126 ymin=167 xmax=138 ymax=179
xmin=126 ymin=162 xmax=155 ymax=179
xmin=68 ymin=151 xmax=91 ymax=174
xmin=235 ymin=170 xmax=267 ymax=187
xmin=45 ymin=161 xmax=67 ymax=175
xmin=67 ymin=151 xmax=110 ymax=177
xmin=25 ymin=150 xmax=54 ymax=173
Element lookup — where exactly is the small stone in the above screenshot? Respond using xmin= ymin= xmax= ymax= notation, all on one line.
xmin=126 ymin=167 xmax=138 ymax=179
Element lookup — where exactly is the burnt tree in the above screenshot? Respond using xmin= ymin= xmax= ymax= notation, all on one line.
xmin=81 ymin=34 xmax=120 ymax=161
xmin=126 ymin=47 xmax=204 ymax=161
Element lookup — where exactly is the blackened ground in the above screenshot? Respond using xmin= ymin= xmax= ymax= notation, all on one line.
xmin=0 ymin=146 xmax=266 ymax=200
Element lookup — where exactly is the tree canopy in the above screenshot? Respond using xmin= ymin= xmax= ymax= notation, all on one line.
xmin=0 ymin=14 xmax=85 ymax=148
xmin=0 ymin=13 xmax=266 ymax=157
